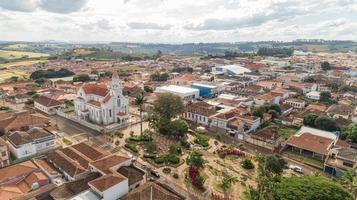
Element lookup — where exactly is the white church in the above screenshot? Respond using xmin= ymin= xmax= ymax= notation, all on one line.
xmin=74 ymin=70 xmax=129 ymax=125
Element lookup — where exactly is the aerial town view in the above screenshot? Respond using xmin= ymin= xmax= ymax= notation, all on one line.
xmin=0 ymin=0 xmax=357 ymax=200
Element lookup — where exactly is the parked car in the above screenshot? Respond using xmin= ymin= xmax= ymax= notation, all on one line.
xmin=150 ymin=169 xmax=160 ymax=178
xmin=289 ymin=164 xmax=303 ymax=173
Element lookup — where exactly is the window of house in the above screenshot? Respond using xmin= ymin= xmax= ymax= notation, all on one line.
xmin=1 ymin=151 xmax=6 ymax=157
xmin=343 ymin=161 xmax=354 ymax=168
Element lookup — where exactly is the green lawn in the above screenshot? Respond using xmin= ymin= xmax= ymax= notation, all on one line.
xmin=278 ymin=127 xmax=298 ymax=140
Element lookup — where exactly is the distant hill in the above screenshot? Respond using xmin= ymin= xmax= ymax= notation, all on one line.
xmin=0 ymin=39 xmax=356 ymax=59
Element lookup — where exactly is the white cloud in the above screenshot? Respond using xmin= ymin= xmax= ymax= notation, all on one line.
xmin=0 ymin=0 xmax=356 ymax=42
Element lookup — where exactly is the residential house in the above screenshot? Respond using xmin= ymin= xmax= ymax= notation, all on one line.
xmin=256 ymin=81 xmax=277 ymax=90
xmin=0 ymin=137 xmax=10 ymax=168
xmin=0 ymin=111 xmax=49 ymax=135
xmin=324 ymin=147 xmax=357 ymax=177
xmin=271 ymin=88 xmax=292 ymax=100
xmin=0 ymin=160 xmax=49 ymax=200
xmin=183 ymin=101 xmax=216 ymax=126
xmin=209 ymin=111 xmax=236 ymax=133
xmin=13 ymin=94 xmax=28 ymax=104
xmin=284 ymin=98 xmax=307 ymax=109
xmin=7 ymin=127 xmax=57 ymax=159
xmin=326 ymin=104 xmax=354 ymax=120
xmin=245 ymin=126 xmax=282 ymax=152
xmin=306 ymin=91 xmax=321 ymax=101
xmin=237 ymin=115 xmax=261 ymax=133
xmin=121 ymin=182 xmax=185 ymax=200
xmin=49 ymin=172 xmax=102 ymax=200
xmin=34 ymin=95 xmax=65 ymax=115
xmin=285 ymin=126 xmax=338 ymax=160
xmin=254 ymin=93 xmax=280 ymax=105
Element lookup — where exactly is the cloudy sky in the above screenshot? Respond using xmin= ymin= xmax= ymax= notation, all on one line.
xmin=0 ymin=0 xmax=356 ymax=43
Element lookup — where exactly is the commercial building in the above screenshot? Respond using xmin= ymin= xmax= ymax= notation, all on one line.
xmin=155 ymin=85 xmax=199 ymax=100
xmin=212 ymin=64 xmax=251 ymax=76
xmin=191 ymin=82 xmax=221 ymax=98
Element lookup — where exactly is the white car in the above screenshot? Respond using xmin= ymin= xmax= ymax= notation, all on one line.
xmin=289 ymin=164 xmax=303 ymax=173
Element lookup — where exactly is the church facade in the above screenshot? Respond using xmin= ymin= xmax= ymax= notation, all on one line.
xmin=74 ymin=70 xmax=129 ymax=125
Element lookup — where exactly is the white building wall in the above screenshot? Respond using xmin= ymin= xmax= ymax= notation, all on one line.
xmin=102 ymin=180 xmax=129 ymax=200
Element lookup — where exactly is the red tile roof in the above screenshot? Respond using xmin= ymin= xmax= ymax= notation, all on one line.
xmin=90 ymin=155 xmax=130 ymax=175
xmin=87 ymin=100 xmax=101 ymax=107
xmin=89 ymin=174 xmax=126 ymax=192
xmin=286 ymin=132 xmax=334 ymax=155
xmin=82 ymin=84 xmax=109 ymax=97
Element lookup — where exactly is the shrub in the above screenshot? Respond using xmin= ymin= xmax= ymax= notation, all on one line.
xmin=215 ymin=133 xmax=222 ymax=141
xmin=114 ymin=140 xmax=120 ymax=146
xmin=145 ymin=141 xmax=158 ymax=154
xmin=154 ymin=156 xmax=165 ymax=164
xmin=169 ymin=143 xmax=182 ymax=155
xmin=173 ymin=172 xmax=179 ymax=179
xmin=162 ymin=167 xmax=171 ymax=174
xmin=129 ymin=134 xmax=152 ymax=142
xmin=241 ymin=158 xmax=254 ymax=169
xmin=153 ymin=154 xmax=180 ymax=165
xmin=165 ymin=154 xmax=180 ymax=164
xmin=189 ymin=166 xmax=205 ymax=190
xmin=143 ymin=154 xmax=156 ymax=159
xmin=180 ymin=138 xmax=191 ymax=149
xmin=62 ymin=138 xmax=72 ymax=145
xmin=194 ymin=134 xmax=210 ymax=147
xmin=124 ymin=143 xmax=138 ymax=153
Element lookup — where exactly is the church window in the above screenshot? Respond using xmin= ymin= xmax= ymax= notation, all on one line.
xmin=109 ymin=109 xmax=112 ymax=117
xmin=117 ymin=99 xmax=121 ymax=107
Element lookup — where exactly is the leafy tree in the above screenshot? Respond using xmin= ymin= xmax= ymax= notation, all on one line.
xmin=153 ymin=50 xmax=163 ymax=59
xmin=241 ymin=158 xmax=255 ymax=169
xmin=320 ymin=91 xmax=333 ymax=103
xmin=34 ymin=78 xmax=45 ymax=86
xmin=303 ymin=113 xmax=319 ymax=127
xmin=30 ymin=68 xmax=74 ymax=79
xmin=150 ymin=72 xmax=169 ymax=81
xmin=340 ymin=169 xmax=357 ymax=198
xmin=218 ymin=174 xmax=238 ymax=198
xmin=257 ymin=47 xmax=293 ymax=57
xmin=134 ymin=94 xmax=145 ymax=138
xmin=344 ymin=123 xmax=357 ymax=143
xmin=268 ymin=110 xmax=279 ymax=119
xmin=321 ymin=61 xmax=331 ymax=71
xmin=149 ymin=93 xmax=185 ymax=136
xmin=73 ymin=74 xmax=90 ymax=82
xmin=169 ymin=143 xmax=182 ymax=155
xmin=186 ymin=150 xmax=206 ymax=169
xmin=8 ymin=76 xmax=19 ymax=82
xmin=265 ymin=155 xmax=286 ymax=178
xmin=143 ymin=85 xmax=153 ymax=93
xmin=277 ymin=176 xmax=353 ymax=200
xmin=152 ymin=93 xmax=185 ymax=120
xmin=168 ymin=119 xmax=188 ymax=138
xmin=314 ymin=116 xmax=338 ymax=132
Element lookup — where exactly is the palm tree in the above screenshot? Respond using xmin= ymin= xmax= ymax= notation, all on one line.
xmin=219 ymin=174 xmax=238 ymax=198
xmin=135 ymin=93 xmax=145 ymax=138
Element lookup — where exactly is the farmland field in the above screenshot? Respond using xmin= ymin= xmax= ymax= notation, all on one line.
xmin=3 ymin=44 xmax=29 ymax=50
xmin=0 ymin=60 xmax=48 ymax=68
xmin=0 ymin=70 xmax=28 ymax=83
xmin=0 ymin=50 xmax=49 ymax=60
